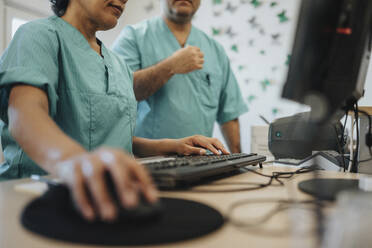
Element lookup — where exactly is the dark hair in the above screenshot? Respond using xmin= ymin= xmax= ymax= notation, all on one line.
xmin=50 ymin=0 xmax=69 ymax=17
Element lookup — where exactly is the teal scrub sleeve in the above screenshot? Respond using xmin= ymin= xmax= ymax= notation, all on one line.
xmin=112 ymin=26 xmax=142 ymax=72
xmin=0 ymin=22 xmax=59 ymax=124
xmin=217 ymin=53 xmax=248 ymax=125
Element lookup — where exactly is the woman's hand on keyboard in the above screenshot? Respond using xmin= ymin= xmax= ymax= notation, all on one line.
xmin=173 ymin=135 xmax=230 ymax=156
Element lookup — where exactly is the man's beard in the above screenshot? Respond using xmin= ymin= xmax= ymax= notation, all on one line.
xmin=168 ymin=8 xmax=195 ymax=24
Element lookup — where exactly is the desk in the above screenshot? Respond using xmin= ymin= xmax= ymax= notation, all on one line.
xmin=0 ymin=166 xmax=360 ymax=248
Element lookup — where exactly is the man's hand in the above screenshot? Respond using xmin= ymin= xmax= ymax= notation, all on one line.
xmin=173 ymin=135 xmax=230 ymax=155
xmin=56 ymin=147 xmax=158 ymax=222
xmin=132 ymin=46 xmax=204 ymax=100
xmin=169 ymin=46 xmax=204 ymax=74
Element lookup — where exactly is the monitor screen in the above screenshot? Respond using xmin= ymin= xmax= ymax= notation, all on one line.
xmin=282 ymin=0 xmax=372 ymax=122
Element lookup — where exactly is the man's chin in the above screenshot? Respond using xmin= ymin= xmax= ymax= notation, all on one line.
xmin=174 ymin=10 xmax=194 ymax=18
xmin=173 ymin=6 xmax=194 ymax=14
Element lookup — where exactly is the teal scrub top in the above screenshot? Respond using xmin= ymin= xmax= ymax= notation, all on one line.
xmin=0 ymin=16 xmax=137 ymax=180
xmin=112 ymin=17 xmax=248 ymax=139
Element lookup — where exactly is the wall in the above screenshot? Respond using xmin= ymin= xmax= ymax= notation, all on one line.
xmin=195 ymin=0 xmax=307 ymax=152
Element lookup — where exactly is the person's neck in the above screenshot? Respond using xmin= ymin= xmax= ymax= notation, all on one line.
xmin=62 ymin=8 xmax=101 ymax=54
xmin=163 ymin=16 xmax=192 ymax=47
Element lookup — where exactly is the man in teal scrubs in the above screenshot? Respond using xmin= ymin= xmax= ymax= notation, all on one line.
xmin=112 ymin=0 xmax=247 ymax=153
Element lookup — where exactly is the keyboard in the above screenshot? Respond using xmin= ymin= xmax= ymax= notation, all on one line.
xmin=140 ymin=153 xmax=266 ymax=189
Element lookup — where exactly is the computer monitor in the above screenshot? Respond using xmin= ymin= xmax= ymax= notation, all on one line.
xmin=281 ymin=0 xmax=372 ymax=200
xmin=282 ymin=0 xmax=372 ymax=122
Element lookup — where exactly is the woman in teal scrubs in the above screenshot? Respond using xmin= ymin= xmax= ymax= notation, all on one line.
xmin=0 ymin=0 xmax=228 ymax=222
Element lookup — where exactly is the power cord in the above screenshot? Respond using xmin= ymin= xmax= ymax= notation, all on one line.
xmin=188 ymin=166 xmax=316 ymax=193
xmin=225 ymin=198 xmax=331 ymax=236
xmin=351 ymin=103 xmax=360 ymax=172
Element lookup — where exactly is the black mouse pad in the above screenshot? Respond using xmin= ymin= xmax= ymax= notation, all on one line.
xmin=21 ymin=185 xmax=224 ymax=246
xmin=298 ymin=178 xmax=360 ymax=201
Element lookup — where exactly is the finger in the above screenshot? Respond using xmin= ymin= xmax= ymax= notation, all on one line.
xmin=193 ymin=46 xmax=201 ymax=51
xmin=130 ymin=164 xmax=158 ymax=204
xmin=108 ymin=161 xmax=138 ymax=209
xmin=71 ymin=169 xmax=95 ymax=221
xmin=196 ymin=64 xmax=203 ymax=70
xmin=184 ymin=144 xmax=207 ymax=156
xmin=118 ymin=154 xmax=158 ymax=203
xmin=99 ymin=149 xmax=138 ymax=208
xmin=83 ymin=160 xmax=117 ymax=222
xmin=193 ymin=138 xmax=220 ymax=155
xmin=211 ymin=138 xmax=230 ymax=155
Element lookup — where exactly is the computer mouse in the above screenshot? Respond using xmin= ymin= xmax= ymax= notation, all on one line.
xmin=62 ymin=171 xmax=164 ymax=223
xmin=102 ymin=171 xmax=164 ymax=223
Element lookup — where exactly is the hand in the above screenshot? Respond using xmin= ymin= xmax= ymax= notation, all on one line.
xmin=173 ymin=135 xmax=230 ymax=155
xmin=56 ymin=147 xmax=158 ymax=222
xmin=169 ymin=46 xmax=204 ymax=74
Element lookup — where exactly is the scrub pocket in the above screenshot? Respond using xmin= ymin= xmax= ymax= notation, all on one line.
xmin=194 ymin=70 xmax=221 ymax=109
xmin=89 ymin=92 xmax=136 ymax=152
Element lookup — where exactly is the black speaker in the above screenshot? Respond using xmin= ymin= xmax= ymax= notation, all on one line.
xmin=268 ymin=112 xmax=345 ymax=159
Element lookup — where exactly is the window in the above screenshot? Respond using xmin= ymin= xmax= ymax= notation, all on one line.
xmin=11 ymin=17 xmax=28 ymax=38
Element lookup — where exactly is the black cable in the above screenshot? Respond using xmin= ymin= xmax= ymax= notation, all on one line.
xmin=188 ymin=166 xmax=316 ymax=193
xmin=225 ymin=198 xmax=331 ymax=236
xmin=333 ymin=113 xmax=348 ymax=172
xmin=333 ymin=126 xmax=346 ymax=172
xmin=343 ymin=109 xmax=372 ymax=163
xmin=351 ymin=103 xmax=360 ymax=173
xmin=342 ymin=112 xmax=349 ymax=170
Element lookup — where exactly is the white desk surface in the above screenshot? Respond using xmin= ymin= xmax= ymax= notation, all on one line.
xmin=0 ymin=165 xmax=360 ymax=248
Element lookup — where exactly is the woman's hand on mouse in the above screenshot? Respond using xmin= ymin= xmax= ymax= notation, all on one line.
xmin=172 ymin=135 xmax=230 ymax=155
xmin=55 ymin=147 xmax=158 ymax=222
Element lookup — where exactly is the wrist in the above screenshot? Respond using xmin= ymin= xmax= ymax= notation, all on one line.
xmin=161 ymin=56 xmax=176 ymax=76
xmin=158 ymin=139 xmax=177 ymax=155
xmin=48 ymin=146 xmax=86 ymax=176
xmin=229 ymin=145 xmax=241 ymax=154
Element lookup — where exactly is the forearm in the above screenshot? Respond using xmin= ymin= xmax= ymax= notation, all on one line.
xmin=133 ymin=57 xmax=175 ymax=101
xmin=8 ymin=86 xmax=85 ymax=175
xmin=132 ymin=137 xmax=175 ymax=158
xmin=220 ymin=119 xmax=242 ymax=153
